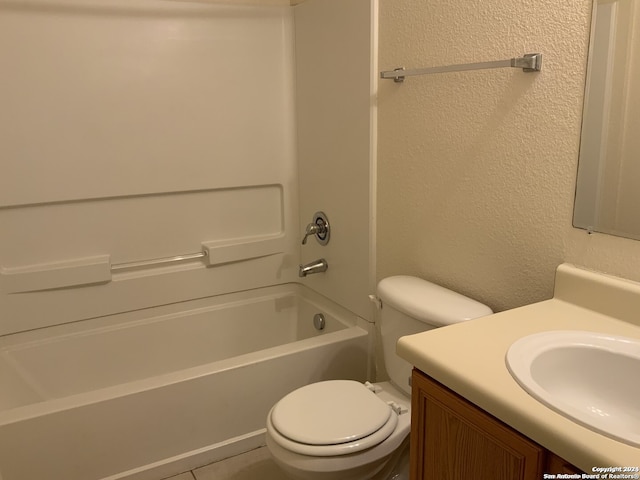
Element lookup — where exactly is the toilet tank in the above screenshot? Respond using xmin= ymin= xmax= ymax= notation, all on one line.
xmin=377 ymin=276 xmax=492 ymax=395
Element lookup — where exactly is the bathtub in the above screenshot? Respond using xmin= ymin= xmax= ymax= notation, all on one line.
xmin=0 ymin=284 xmax=371 ymax=480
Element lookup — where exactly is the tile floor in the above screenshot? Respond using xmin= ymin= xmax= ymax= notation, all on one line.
xmin=163 ymin=447 xmax=286 ymax=480
xmin=162 ymin=445 xmax=410 ymax=480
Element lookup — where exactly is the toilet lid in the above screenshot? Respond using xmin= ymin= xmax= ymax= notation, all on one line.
xmin=270 ymin=380 xmax=392 ymax=446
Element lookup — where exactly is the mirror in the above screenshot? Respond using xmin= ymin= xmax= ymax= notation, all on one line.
xmin=573 ymin=0 xmax=640 ymax=239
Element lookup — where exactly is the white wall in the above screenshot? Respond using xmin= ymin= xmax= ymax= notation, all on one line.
xmin=294 ymin=0 xmax=377 ymax=321
xmin=0 ymin=0 xmax=299 ymax=334
xmin=0 ymin=0 xmax=377 ymax=334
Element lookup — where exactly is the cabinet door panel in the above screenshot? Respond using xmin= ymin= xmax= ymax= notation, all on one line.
xmin=411 ymin=370 xmax=544 ymax=480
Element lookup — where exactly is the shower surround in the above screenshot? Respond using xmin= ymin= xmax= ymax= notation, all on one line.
xmin=0 ymin=0 xmax=376 ymax=478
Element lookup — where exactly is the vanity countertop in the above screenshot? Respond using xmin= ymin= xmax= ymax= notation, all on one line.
xmin=396 ymin=264 xmax=640 ymax=471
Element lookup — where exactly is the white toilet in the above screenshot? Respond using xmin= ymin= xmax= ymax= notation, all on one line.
xmin=266 ymin=275 xmax=492 ymax=480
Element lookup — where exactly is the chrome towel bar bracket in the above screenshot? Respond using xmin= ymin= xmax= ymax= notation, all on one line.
xmin=380 ymin=53 xmax=542 ymax=83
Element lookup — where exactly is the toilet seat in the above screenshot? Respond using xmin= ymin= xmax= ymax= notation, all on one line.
xmin=268 ymin=380 xmax=399 ymax=457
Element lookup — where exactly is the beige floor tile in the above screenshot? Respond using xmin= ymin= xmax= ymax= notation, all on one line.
xmin=162 ymin=472 xmax=195 ymax=480
xmin=193 ymin=446 xmax=286 ymax=480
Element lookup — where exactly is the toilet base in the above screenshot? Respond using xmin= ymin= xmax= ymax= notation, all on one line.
xmin=382 ymin=437 xmax=409 ymax=480
xmin=267 ymin=436 xmax=410 ymax=480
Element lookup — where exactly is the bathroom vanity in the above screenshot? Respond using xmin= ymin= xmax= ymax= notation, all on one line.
xmin=398 ymin=264 xmax=640 ymax=478
xmin=410 ymin=369 xmax=581 ymax=479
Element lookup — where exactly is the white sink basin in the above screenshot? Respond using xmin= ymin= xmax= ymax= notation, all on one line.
xmin=506 ymin=330 xmax=640 ymax=447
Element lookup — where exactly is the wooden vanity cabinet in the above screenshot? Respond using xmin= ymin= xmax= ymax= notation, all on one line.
xmin=410 ymin=369 xmax=582 ymax=480
xmin=545 ymin=452 xmax=584 ymax=475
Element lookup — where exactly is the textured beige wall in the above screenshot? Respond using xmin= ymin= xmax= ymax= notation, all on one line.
xmin=377 ymin=0 xmax=640 ymax=312
xmin=194 ymin=0 xmax=291 ymax=5
xmin=174 ymin=0 xmax=291 ymax=5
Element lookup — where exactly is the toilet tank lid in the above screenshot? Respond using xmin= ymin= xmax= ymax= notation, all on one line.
xmin=376 ymin=275 xmax=492 ymax=326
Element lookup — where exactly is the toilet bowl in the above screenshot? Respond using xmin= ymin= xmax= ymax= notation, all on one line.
xmin=266 ymin=380 xmax=410 ymax=480
xmin=266 ymin=276 xmax=492 ymax=480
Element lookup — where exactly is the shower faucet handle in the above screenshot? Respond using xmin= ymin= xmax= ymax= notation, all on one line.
xmin=301 ymin=211 xmax=330 ymax=246
xmin=302 ymin=223 xmax=323 ymax=244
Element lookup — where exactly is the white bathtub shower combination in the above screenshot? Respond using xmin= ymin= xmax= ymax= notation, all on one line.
xmin=0 ymin=284 xmax=371 ymax=480
xmin=0 ymin=0 xmax=377 ymax=479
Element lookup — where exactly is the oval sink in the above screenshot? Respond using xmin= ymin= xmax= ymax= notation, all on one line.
xmin=506 ymin=330 xmax=640 ymax=447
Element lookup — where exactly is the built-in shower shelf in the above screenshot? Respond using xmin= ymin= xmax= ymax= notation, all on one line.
xmin=0 ymin=234 xmax=285 ymax=293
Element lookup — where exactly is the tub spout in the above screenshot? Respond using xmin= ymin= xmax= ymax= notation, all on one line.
xmin=298 ymin=258 xmax=328 ymax=277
